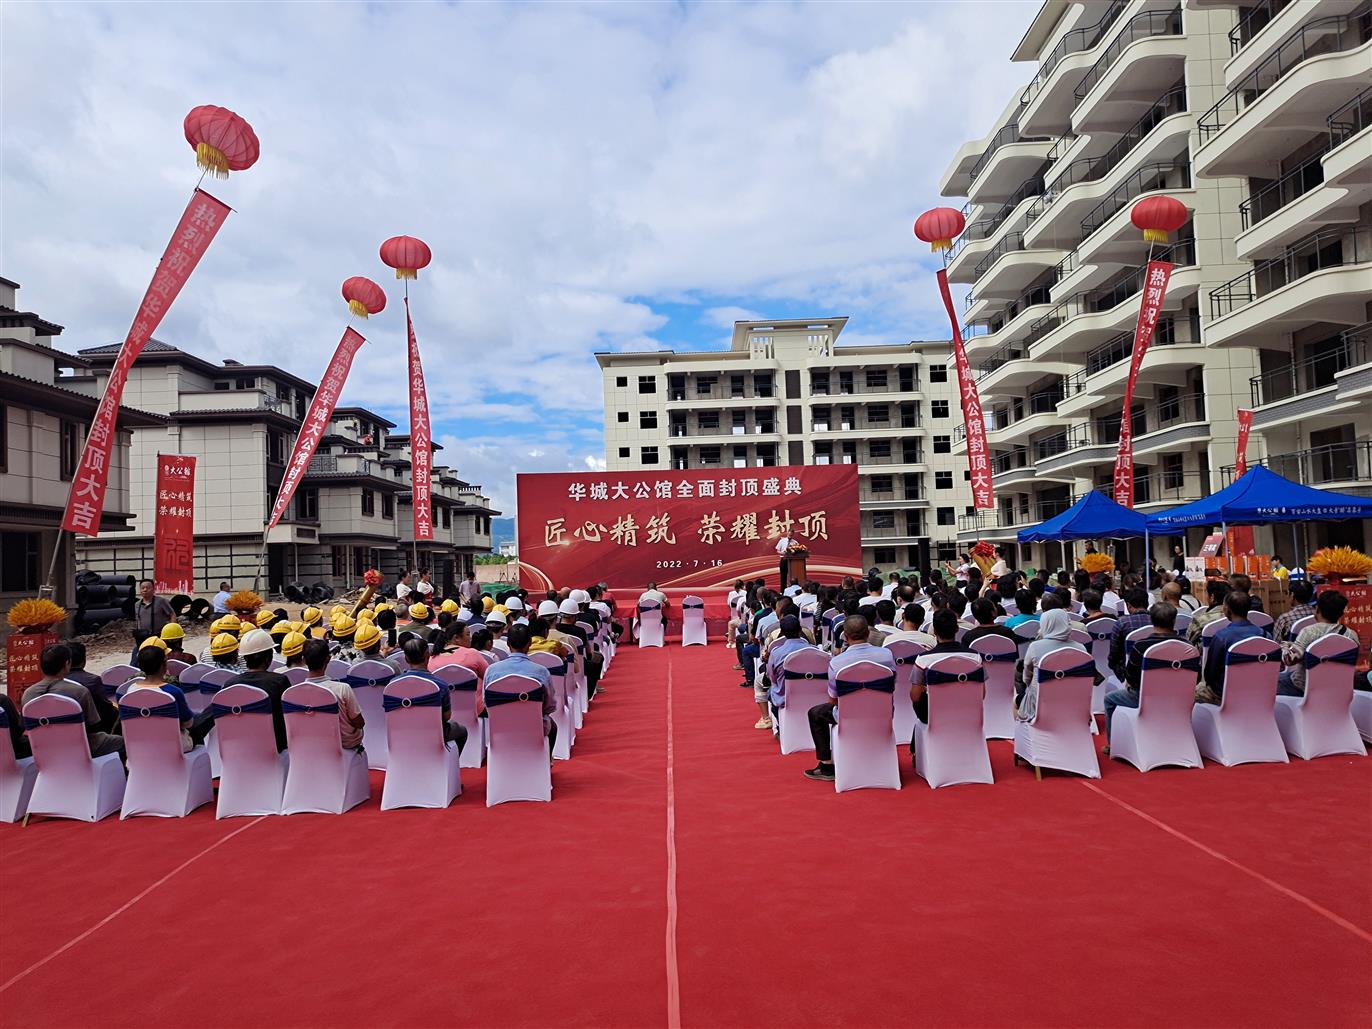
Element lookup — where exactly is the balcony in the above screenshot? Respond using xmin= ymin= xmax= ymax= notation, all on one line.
xmin=1072 ymin=7 xmax=1185 ymax=134
xmin=967 ymin=125 xmax=1053 ymax=206
xmin=811 ymin=414 xmax=920 ymax=434
xmin=1018 ymin=0 xmax=1132 ymax=136
xmin=947 ymin=176 xmax=1045 ymax=283
xmin=666 ymin=384 xmax=777 ymax=405
xmin=857 ymin=445 xmax=925 ymax=467
xmin=176 ymin=390 xmax=291 ymax=415
xmin=1223 ymin=441 xmax=1372 ymax=488
xmin=1079 ymin=160 xmax=1191 ymax=244
xmin=1249 ymin=326 xmax=1372 ymax=428
xmin=1196 ymin=3 xmax=1372 ymax=177
xmin=1228 ymin=0 xmax=1298 ymax=55
xmin=668 ymin=422 xmax=779 ymax=441
xmin=957 ymin=498 xmax=1076 ymax=537
xmin=306 ymin=453 xmax=379 ymax=478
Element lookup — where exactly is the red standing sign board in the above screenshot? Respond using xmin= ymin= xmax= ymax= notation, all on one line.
xmin=154 ymin=454 xmax=197 ymax=594
xmin=7 ymin=632 xmax=58 ymax=705
xmin=517 ymin=465 xmax=862 ymax=591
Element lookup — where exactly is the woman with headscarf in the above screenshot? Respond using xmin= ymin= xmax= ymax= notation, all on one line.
xmin=1016 ymin=608 xmax=1089 ymax=722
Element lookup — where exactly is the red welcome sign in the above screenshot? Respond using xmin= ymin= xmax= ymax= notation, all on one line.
xmin=517 ymin=465 xmax=862 ymax=591
xmin=154 ymin=454 xmax=197 ymax=594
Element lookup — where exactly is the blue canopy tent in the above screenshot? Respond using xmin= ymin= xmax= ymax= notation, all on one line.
xmin=1018 ymin=489 xmax=1148 ymax=542
xmin=1145 ymin=466 xmax=1372 ymax=570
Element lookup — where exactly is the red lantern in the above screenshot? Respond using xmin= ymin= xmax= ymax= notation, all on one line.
xmin=913 ymin=208 xmax=966 ymax=252
xmin=341 ymin=277 xmax=386 ymax=319
xmin=1130 ymin=195 xmax=1188 ymax=244
xmin=379 ymin=236 xmax=432 ymax=280
xmin=183 ymin=105 xmax=260 ymax=178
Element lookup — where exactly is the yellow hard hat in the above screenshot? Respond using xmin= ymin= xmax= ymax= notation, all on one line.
xmin=374 ymin=602 xmax=392 ymax=613
xmin=356 ymin=608 xmax=376 ymax=622
xmin=210 ymin=632 xmax=240 ymax=657
xmin=281 ymin=630 xmax=307 ymax=658
xmin=210 ymin=616 xmax=235 ymax=635
xmin=236 ymin=619 xmax=253 ymax=636
xmin=289 ymin=620 xmax=306 ymax=635
xmin=256 ymin=610 xmax=276 ymax=627
xmin=408 ymin=603 xmax=430 ymax=621
xmin=301 ymin=606 xmax=323 ymax=626
xmin=332 ymin=614 xmax=357 ymax=636
xmin=354 ymin=621 xmax=382 ymax=650
xmin=331 ymin=605 xmax=346 ymax=619
xmin=269 ymin=620 xmax=291 ymax=638
xmin=440 ymin=598 xmax=459 ymax=614
xmin=140 ymin=636 xmax=169 ymax=652
xmin=160 ymin=622 xmax=185 ymax=642
xmin=482 ymin=596 xmax=495 ymax=613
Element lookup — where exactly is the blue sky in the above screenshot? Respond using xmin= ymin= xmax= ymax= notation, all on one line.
xmin=2 ymin=0 xmax=1039 ymax=513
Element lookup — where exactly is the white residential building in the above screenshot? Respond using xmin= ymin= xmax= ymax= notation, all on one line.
xmin=597 ymin=317 xmax=973 ymax=573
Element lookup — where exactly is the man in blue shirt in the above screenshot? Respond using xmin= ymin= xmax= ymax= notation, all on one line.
xmin=765 ymin=615 xmax=819 ymax=721
xmin=212 ymin=581 xmax=232 ymax=615
xmin=396 ymin=637 xmax=466 ymax=753
xmin=483 ymin=623 xmax=557 ymax=754
xmin=1109 ymin=588 xmax=1153 ymax=679
xmin=1200 ymin=591 xmax=1265 ymax=702
xmin=804 ymin=615 xmax=899 ymax=781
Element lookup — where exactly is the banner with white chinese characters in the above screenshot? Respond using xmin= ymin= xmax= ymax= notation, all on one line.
xmin=516 ymin=465 xmax=862 ymax=591
xmin=62 ymin=189 xmax=231 ymax=536
xmin=405 ymin=298 xmax=434 ymax=541
xmin=1112 ymin=259 xmax=1173 ymax=508
xmin=267 ymin=327 xmax=367 ymax=529
xmin=154 ymin=454 xmax=196 ymax=594
xmin=1235 ymin=408 xmax=1253 ymax=478
xmin=936 ymin=269 xmax=993 ymax=509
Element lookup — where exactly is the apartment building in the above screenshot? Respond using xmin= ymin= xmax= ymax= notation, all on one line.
xmin=0 ymin=279 xmax=162 ymax=615
xmin=1192 ymin=0 xmax=1371 ymax=553
xmin=597 ymin=318 xmax=972 ymax=573
xmin=939 ymin=0 xmax=1272 ymax=570
xmin=74 ymin=341 xmax=497 ymax=594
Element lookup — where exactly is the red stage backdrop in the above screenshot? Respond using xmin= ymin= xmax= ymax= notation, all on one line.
xmin=517 ymin=465 xmax=862 ymax=591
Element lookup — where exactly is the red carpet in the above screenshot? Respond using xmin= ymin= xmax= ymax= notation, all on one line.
xmin=2 ymin=642 xmax=1369 ymax=1028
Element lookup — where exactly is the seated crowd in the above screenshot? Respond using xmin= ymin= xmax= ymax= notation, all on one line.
xmin=726 ymin=560 xmax=1369 ymax=781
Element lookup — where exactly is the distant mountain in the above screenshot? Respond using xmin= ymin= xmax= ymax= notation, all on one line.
xmin=490 ymin=517 xmax=515 ymax=552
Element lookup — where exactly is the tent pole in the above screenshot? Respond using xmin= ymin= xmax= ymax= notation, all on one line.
xmin=1291 ymin=523 xmax=1299 ymax=577
xmin=1222 ymin=520 xmax=1232 ymax=575
xmin=1144 ymin=528 xmax=1150 ymax=580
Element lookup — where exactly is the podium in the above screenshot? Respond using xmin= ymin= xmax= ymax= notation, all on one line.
xmin=781 ymin=551 xmax=808 ymax=590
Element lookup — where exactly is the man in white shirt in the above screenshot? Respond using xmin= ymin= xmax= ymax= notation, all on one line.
xmin=395 ymin=571 xmax=413 ymax=606
xmin=803 ymin=614 xmax=899 ymax=781
xmin=458 ymin=572 xmax=481 ymax=603
xmin=211 ymin=581 xmax=233 ymax=615
xmin=880 ymin=573 xmax=901 ymax=600
xmin=775 ymin=534 xmax=793 ymax=592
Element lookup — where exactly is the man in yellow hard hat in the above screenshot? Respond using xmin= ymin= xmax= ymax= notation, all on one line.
xmin=354 ymin=620 xmax=385 ymax=659
xmin=301 ymin=606 xmax=326 ymax=639
xmin=160 ymin=622 xmax=194 ymax=664
xmin=440 ymin=598 xmax=460 ymax=616
xmin=209 ymin=631 xmax=243 ymax=671
xmin=200 ymin=619 xmax=237 ymax=662
xmin=280 ymin=630 xmax=308 ymax=669
xmin=331 ymin=614 xmax=362 ymax=663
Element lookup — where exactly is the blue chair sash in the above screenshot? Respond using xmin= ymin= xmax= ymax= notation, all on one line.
xmin=282 ymin=699 xmax=340 ymax=715
xmin=979 ymin=651 xmax=1017 ymax=663
xmin=383 ymin=690 xmax=443 ymax=712
xmin=1141 ymin=654 xmax=1201 ymax=673
xmin=0 ymin=708 xmax=6 ymax=729
xmin=1038 ymin=659 xmax=1097 ymax=682
xmin=485 ymin=685 xmax=547 ymax=706
xmin=683 ymin=601 xmax=704 ymax=610
xmin=1226 ymin=648 xmax=1280 ymax=666
xmin=118 ymin=701 xmax=181 ymax=720
xmin=835 ymin=675 xmax=896 ymax=697
xmin=199 ymin=679 xmax=228 ymax=694
xmin=346 ymin=673 xmax=394 ymax=689
xmin=541 ymin=662 xmax=568 ymax=676
xmin=1304 ymin=649 xmax=1356 ymax=669
xmin=924 ymin=666 xmax=986 ymax=685
xmin=211 ymin=697 xmax=274 ymax=716
xmin=784 ymin=668 xmax=826 ymax=681
xmin=22 ymin=710 xmax=86 ymax=729
xmin=444 ymin=678 xmax=480 ymax=691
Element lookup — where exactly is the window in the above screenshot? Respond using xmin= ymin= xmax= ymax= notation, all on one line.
xmin=638 ymin=375 xmax=656 ymax=395
xmin=696 ymin=376 xmax=716 ymax=396
xmin=869 ymin=440 xmax=891 ymax=459
xmin=617 ymin=412 xmax=629 ymax=423
xmin=1162 ymin=453 xmax=1185 ymax=490
xmin=361 ymin=489 xmax=375 ymax=516
xmin=616 ymin=376 xmax=628 ymax=387
xmin=235 ymin=377 xmax=253 ymax=390
xmin=730 ymin=374 xmax=746 ymax=398
xmin=641 ymin=446 xmax=659 ymax=465
xmin=295 ymin=488 xmax=318 ymax=521
xmin=700 ymin=446 xmax=721 ymax=465
xmin=929 ymin=364 xmax=948 ymax=383
xmin=937 ymin=542 xmax=957 ymax=562
xmin=933 ymin=435 xmax=952 ymax=454
xmin=0 ymin=531 xmax=41 ymax=592
xmin=732 ymin=410 xmax=747 ymax=434
xmin=757 ymin=444 xmax=777 ymax=467
xmin=865 ymin=369 xmax=888 ymax=390
xmin=935 ymin=471 xmax=953 ymax=489
xmin=874 ymin=547 xmax=898 ymax=564
xmin=353 ymin=548 xmax=367 ymax=578
xmin=937 ymin=507 xmax=955 ymax=526
xmin=213 ymin=380 xmax=230 ymax=391
xmin=618 ymin=447 xmax=630 ymax=458
xmin=0 ymin=402 xmax=6 ymax=472
xmin=382 ymin=493 xmax=395 ymax=519
xmin=331 ymin=546 xmax=347 ymax=577
xmin=872 ymin=511 xmax=896 ymax=529
xmin=755 ymin=374 xmax=773 ymax=398
xmin=266 ymin=431 xmax=286 ymax=464
xmin=931 ymin=400 xmax=950 ymax=418
xmin=698 ymin=411 xmax=720 ymax=430
xmin=868 ymin=404 xmax=889 ymax=424
xmin=732 ymin=445 xmax=748 ymax=468
xmin=639 ymin=411 xmax=658 ymax=429
xmin=839 ymin=371 xmax=854 ymax=394
xmin=442 ymin=506 xmax=451 ymax=528
xmin=59 ymin=421 xmax=79 ymax=481
xmin=869 ymin=475 xmax=893 ymax=493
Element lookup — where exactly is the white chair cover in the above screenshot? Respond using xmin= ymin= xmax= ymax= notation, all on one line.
xmin=831 ymin=660 xmax=901 ymax=792
xmin=196 ymin=667 xmax=238 ymax=776
xmin=283 ymin=667 xmax=310 ymax=685
xmin=819 ymin=608 xmax=839 ymax=648
xmin=0 ymin=706 xmax=38 ymax=823
xmin=1191 ymin=636 xmax=1288 ymax=766
xmin=484 ymin=673 xmax=553 ymax=805
xmin=969 ymin=635 xmax=1017 ymax=739
xmin=529 ymin=652 xmax=574 ymax=761
xmin=179 ymin=663 xmax=216 ymax=715
xmin=775 ymin=647 xmax=830 ymax=755
xmin=22 ymin=694 xmax=125 ymax=821
xmin=281 ymin=683 xmax=370 ymax=814
xmin=214 ymin=684 xmax=289 ymax=817
xmin=1067 ymin=627 xmax=1090 ymax=647
xmin=1108 ymin=639 xmax=1203 ymax=772
xmin=381 ymin=675 xmax=462 ymax=810
xmin=1013 ymin=647 xmax=1100 ymax=779
xmin=638 ymin=602 xmax=665 ymax=648
xmin=346 ymin=659 xmax=397 ymax=770
xmin=1173 ymin=612 xmax=1192 ymax=633
xmin=680 ymin=596 xmax=707 ymax=647
xmin=884 ymin=639 xmax=930 ymax=748
xmin=1351 ymin=690 xmax=1372 ymax=744
xmin=1086 ymin=618 xmax=1119 ymax=715
xmin=119 ymin=688 xmax=213 ymax=818
xmin=1274 ymin=633 xmax=1366 ymax=759
xmin=434 ymin=664 xmax=486 ymax=767
xmin=100 ymin=664 xmax=139 ymax=692
xmin=911 ymin=653 xmax=992 ymax=788
xmin=166 ymin=659 xmax=190 ymax=678
xmin=327 ymin=659 xmax=351 ymax=679
xmin=1126 ymin=625 xmax=1153 ymax=644
xmin=1249 ymin=611 xmax=1275 ymax=637
xmin=1012 ymin=620 xmax=1040 ymax=663
xmin=1286 ymin=614 xmax=1315 ymax=640
xmin=1199 ymin=618 xmax=1226 ymax=652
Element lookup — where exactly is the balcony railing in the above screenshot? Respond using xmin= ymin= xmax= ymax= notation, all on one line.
xmin=1074 ymin=7 xmax=1183 ymax=102
xmin=969 ymin=122 xmax=1049 ymax=184
xmin=1239 ymin=152 xmax=1325 ymax=230
xmin=860 ymin=447 xmax=925 ymax=466
xmin=973 ymin=231 xmax=1027 ymax=279
xmin=958 ymin=497 xmax=1075 ymax=533
xmin=1079 ymin=160 xmax=1191 ymax=238
xmin=1210 ymin=227 xmax=1365 ymax=318
xmin=1087 ymin=237 xmax=1195 ymax=313
xmin=1199 ymin=4 xmax=1372 ymax=142
xmin=948 ymin=175 xmax=1046 ymax=261
xmin=667 ymin=384 xmax=774 ymax=402
xmin=1249 ymin=328 xmax=1371 ymax=406
xmin=981 ymin=281 xmax=1056 ymax=335
xmin=1020 ymin=0 xmax=1130 ymax=107
xmin=811 ymin=414 xmax=920 ymax=433
xmin=860 ymin=486 xmax=926 ymax=503
xmin=1329 ymin=85 xmax=1372 ymax=147
xmin=1229 ymin=0 xmax=1294 ymax=53
xmin=669 ymin=423 xmax=778 ymax=438
xmin=954 ymin=388 xmax=1063 ymax=442
xmin=1224 ymin=441 xmax=1372 ymax=486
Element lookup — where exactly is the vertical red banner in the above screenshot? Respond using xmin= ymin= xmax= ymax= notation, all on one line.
xmin=1235 ymin=408 xmax=1254 ymax=478
xmin=7 ymin=632 xmax=60 ymax=705
xmin=936 ymin=269 xmax=993 ymax=509
xmin=154 ymin=454 xmax=197 ymax=594
xmin=62 ymin=189 xmax=231 ymax=537
xmin=1112 ymin=259 xmax=1174 ymax=508
xmin=406 ymin=298 xmax=434 ymax=541
xmin=268 ymin=327 xmax=367 ymax=529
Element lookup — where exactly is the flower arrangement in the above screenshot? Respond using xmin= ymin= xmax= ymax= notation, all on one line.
xmin=363 ymin=568 xmax=383 ymax=588
xmin=352 ymin=568 xmax=384 ymax=617
xmin=970 ymin=540 xmax=997 ymax=576
xmin=225 ymin=589 xmax=263 ymax=614
xmin=7 ymin=598 xmax=68 ymax=633
xmin=1306 ymin=546 xmax=1372 ymax=582
xmin=1080 ymin=552 xmax=1115 ymax=575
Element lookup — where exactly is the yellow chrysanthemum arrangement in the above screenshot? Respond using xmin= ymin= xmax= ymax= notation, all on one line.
xmin=225 ymin=589 xmax=264 ymax=613
xmin=1306 ymin=547 xmax=1372 ymax=579
xmin=1080 ymin=552 xmax=1115 ymax=575
xmin=7 ymin=598 xmax=68 ymax=633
